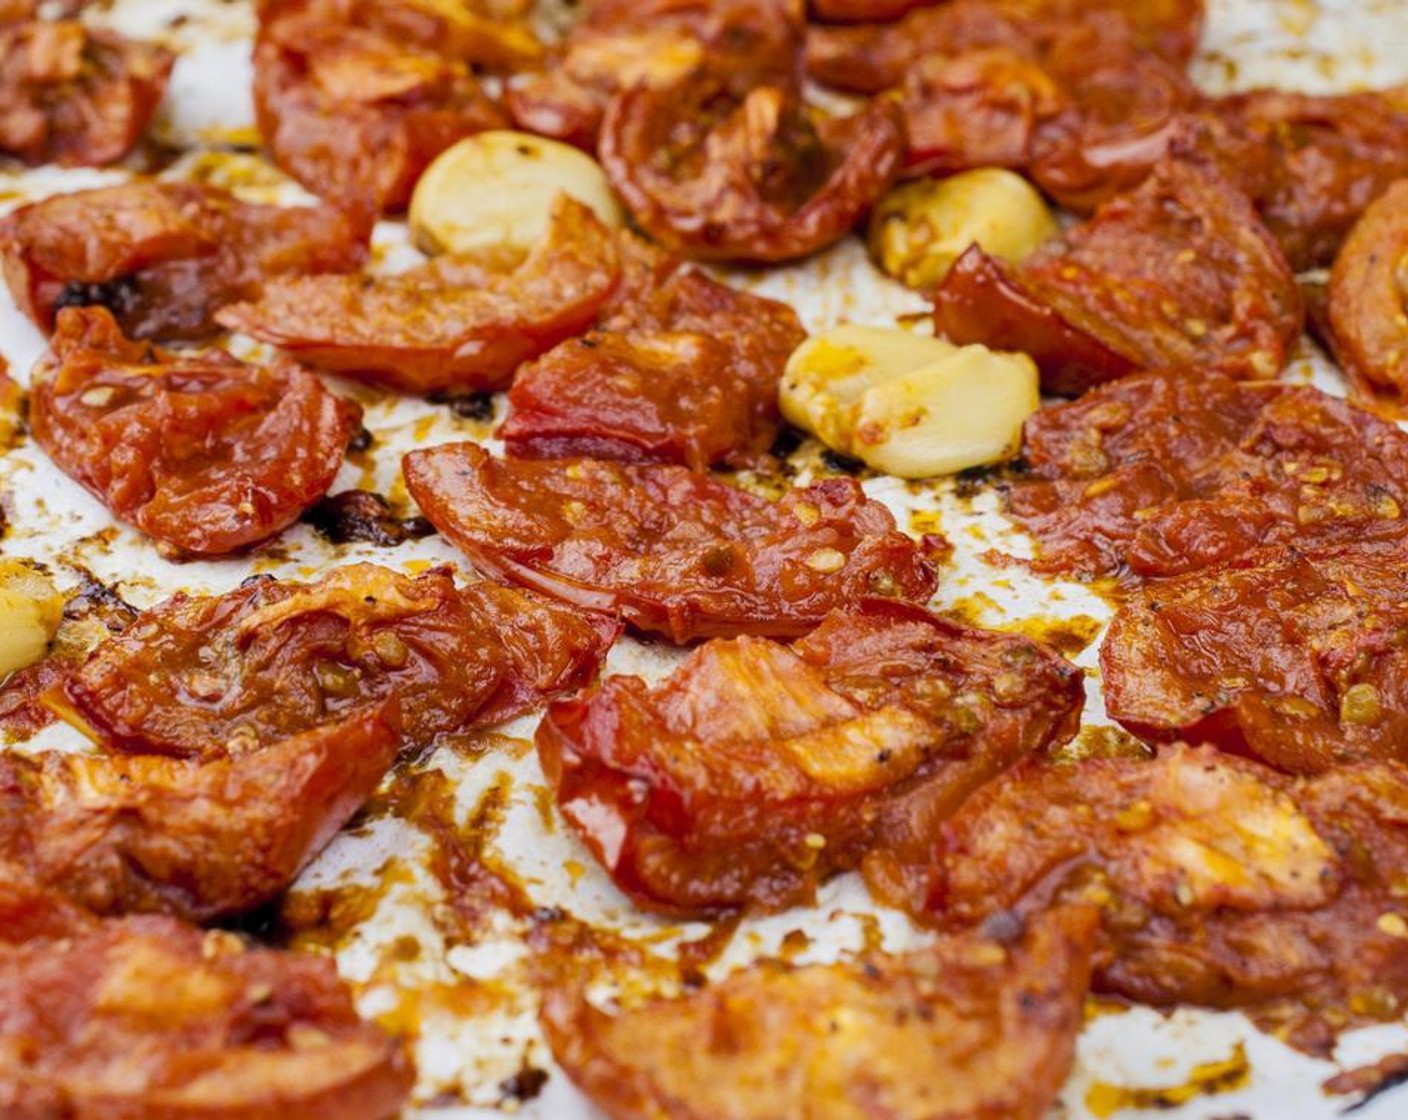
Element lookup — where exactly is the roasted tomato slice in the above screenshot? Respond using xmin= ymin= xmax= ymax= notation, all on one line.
xmin=253 ymin=0 xmax=519 ymax=214
xmin=0 ymin=869 xmax=414 ymax=1119
xmin=504 ymin=0 xmax=799 ymax=150
xmin=1 ymin=703 xmax=399 ymax=921
xmin=219 ymin=195 xmax=620 ymax=394
xmin=403 ymin=444 xmax=938 ymax=642
xmin=931 ymin=745 xmax=1408 ymax=1054
xmin=541 ymin=906 xmax=1095 ymax=1120
xmin=0 ymin=20 xmax=172 ymax=166
xmin=808 ymin=0 xmax=937 ymax=22
xmin=0 ymin=180 xmax=368 ymax=340
xmin=28 ymin=307 xmax=361 ymax=558
xmin=59 ymin=563 xmax=614 ymax=759
xmin=536 ymin=600 xmax=1082 ymax=914
xmin=1102 ymin=537 xmax=1408 ymax=775
xmin=501 ymin=246 xmax=806 ymax=468
xmin=1328 ymin=180 xmax=1408 ymax=405
xmin=934 ymin=160 xmax=1301 ymax=395
xmin=805 ymin=0 xmax=1204 ymax=95
xmin=600 ymin=73 xmax=904 ymax=264
xmin=1007 ymin=369 xmax=1408 ymax=580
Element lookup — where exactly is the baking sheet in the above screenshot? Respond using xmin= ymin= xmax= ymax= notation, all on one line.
xmin=3 ymin=1 xmax=1408 ymax=1116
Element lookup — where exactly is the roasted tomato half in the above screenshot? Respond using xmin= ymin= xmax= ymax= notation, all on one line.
xmin=0 ymin=869 xmax=414 ymax=1119
xmin=1007 ymin=369 xmax=1408 ymax=580
xmin=29 ymin=307 xmax=361 ymax=558
xmin=935 ymin=160 xmax=1301 ymax=395
xmin=931 ymin=745 xmax=1408 ymax=1054
xmin=1 ymin=703 xmax=399 ymax=921
xmin=537 ymin=600 xmax=1082 ymax=914
xmin=0 ymin=20 xmax=172 ymax=166
xmin=505 ymin=0 xmax=800 ymax=150
xmin=600 ymin=73 xmax=904 ymax=264
xmin=59 ymin=563 xmax=615 ymax=759
xmin=1102 ymin=537 xmax=1408 ymax=775
xmin=253 ymin=0 xmax=521 ymax=214
xmin=1327 ymin=180 xmax=1408 ymax=405
xmin=501 ymin=240 xmax=806 ymax=468
xmin=0 ymin=180 xmax=368 ymax=340
xmin=403 ymin=443 xmax=938 ymax=642
xmin=219 ymin=195 xmax=620 ymax=394
xmin=542 ymin=906 xmax=1095 ymax=1120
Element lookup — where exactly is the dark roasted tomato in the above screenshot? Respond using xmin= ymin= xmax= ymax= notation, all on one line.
xmin=934 ymin=161 xmax=1301 ymax=395
xmin=253 ymin=0 xmax=519 ymax=214
xmin=505 ymin=0 xmax=800 ymax=150
xmin=501 ymin=243 xmax=806 ymax=468
xmin=897 ymin=48 xmax=1066 ymax=178
xmin=0 ymin=20 xmax=172 ymax=166
xmin=1328 ymin=180 xmax=1408 ymax=405
xmin=403 ymin=443 xmax=938 ymax=642
xmin=59 ymin=563 xmax=614 ymax=759
xmin=1102 ymin=537 xmax=1408 ymax=775
xmin=1 ymin=704 xmax=399 ymax=921
xmin=600 ymin=73 xmax=903 ymax=264
xmin=808 ymin=0 xmax=936 ymax=22
xmin=1201 ymin=87 xmax=1408 ymax=271
xmin=0 ymin=180 xmax=368 ymax=340
xmin=536 ymin=600 xmax=1082 ymax=914
xmin=1007 ymin=370 xmax=1408 ymax=580
xmin=541 ymin=906 xmax=1095 ymax=1120
xmin=931 ymin=745 xmax=1408 ymax=1053
xmin=0 ymin=870 xmax=414 ymax=1118
xmin=29 ymin=308 xmax=361 ymax=558
xmin=219 ymin=196 xmax=620 ymax=394
xmin=805 ymin=0 xmax=1203 ymax=95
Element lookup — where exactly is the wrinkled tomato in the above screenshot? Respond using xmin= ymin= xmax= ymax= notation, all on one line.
xmin=536 ymin=599 xmax=1082 ymax=914
xmin=1102 ymin=536 xmax=1408 ymax=775
xmin=0 ymin=869 xmax=414 ymax=1119
xmin=505 ymin=0 xmax=799 ymax=150
xmin=253 ymin=0 xmax=520 ymax=214
xmin=1007 ymin=369 xmax=1408 ymax=580
xmin=600 ymin=73 xmax=903 ymax=263
xmin=403 ymin=444 xmax=939 ymax=642
xmin=59 ymin=563 xmax=615 ymax=759
xmin=0 ymin=180 xmax=368 ymax=340
xmin=931 ymin=745 xmax=1408 ymax=1053
xmin=541 ymin=906 xmax=1095 ymax=1120
xmin=0 ymin=19 xmax=172 ymax=166
xmin=501 ymin=240 xmax=806 ymax=468
xmin=2 ymin=704 xmax=399 ymax=921
xmin=219 ymin=196 xmax=620 ymax=394
xmin=1327 ymin=179 xmax=1408 ymax=405
xmin=934 ymin=161 xmax=1301 ymax=395
xmin=29 ymin=307 xmax=361 ymax=558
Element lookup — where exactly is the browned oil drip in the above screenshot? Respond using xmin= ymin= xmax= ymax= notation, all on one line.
xmin=1085 ymin=1041 xmax=1250 ymax=1117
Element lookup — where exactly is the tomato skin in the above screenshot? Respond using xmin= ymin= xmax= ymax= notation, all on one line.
xmin=935 ymin=161 xmax=1301 ymax=395
xmin=59 ymin=563 xmax=613 ymax=760
xmin=1 ymin=703 xmax=400 ymax=922
xmin=537 ymin=600 xmax=1083 ymax=915
xmin=404 ymin=443 xmax=939 ymax=643
xmin=505 ymin=0 xmax=800 ymax=150
xmin=501 ymin=248 xmax=806 ymax=469
xmin=1328 ymin=180 xmax=1408 ymax=406
xmin=1102 ymin=537 xmax=1408 ymax=775
xmin=28 ymin=307 xmax=360 ymax=558
xmin=0 ymin=20 xmax=172 ymax=167
xmin=1008 ymin=369 xmax=1408 ymax=581
xmin=0 ymin=180 xmax=368 ymax=341
xmin=541 ymin=906 xmax=1096 ymax=1120
xmin=218 ymin=196 xmax=621 ymax=394
xmin=931 ymin=745 xmax=1408 ymax=1053
xmin=253 ymin=0 xmax=518 ymax=215
xmin=0 ymin=870 xmax=414 ymax=1120
xmin=600 ymin=76 xmax=904 ymax=264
